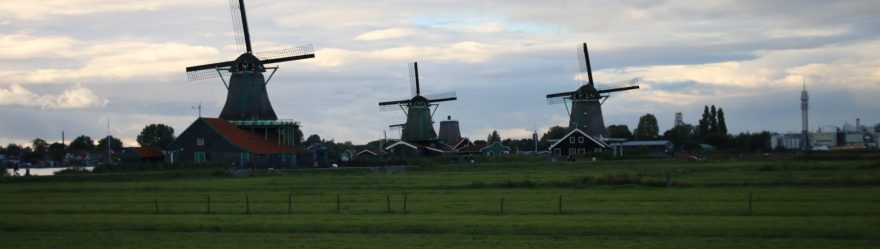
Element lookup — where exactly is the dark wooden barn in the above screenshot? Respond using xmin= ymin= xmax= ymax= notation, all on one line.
xmin=166 ymin=118 xmax=307 ymax=168
xmin=120 ymin=147 xmax=165 ymax=163
xmin=548 ymin=128 xmax=608 ymax=157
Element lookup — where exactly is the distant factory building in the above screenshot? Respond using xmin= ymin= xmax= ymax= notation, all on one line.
xmin=770 ymin=133 xmax=804 ymax=150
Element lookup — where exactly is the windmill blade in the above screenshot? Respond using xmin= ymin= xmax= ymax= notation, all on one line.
xmin=409 ymin=62 xmax=419 ymax=96
xmin=425 ymin=91 xmax=457 ymax=103
xmin=597 ymin=78 xmax=640 ymax=94
xmin=577 ymin=46 xmax=589 ymax=85
xmin=577 ymin=43 xmax=594 ymax=85
xmin=379 ymin=97 xmax=411 ymax=107
xmin=546 ymin=91 xmax=575 ymax=105
xmin=256 ymin=44 xmax=316 ymax=64
xmin=229 ymin=0 xmax=252 ymax=54
xmin=380 ymin=104 xmax=407 ymax=112
xmin=546 ymin=95 xmax=569 ymax=105
xmin=186 ymin=68 xmax=233 ymax=81
xmin=546 ymin=91 xmax=576 ymax=99
xmin=389 ymin=123 xmax=405 ymax=131
xmin=185 ymin=61 xmax=235 ymax=81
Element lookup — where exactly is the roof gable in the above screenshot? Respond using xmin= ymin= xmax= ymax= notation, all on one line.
xmin=385 ymin=141 xmax=446 ymax=153
xmin=480 ymin=141 xmax=510 ymax=152
xmin=549 ymin=128 xmax=608 ymax=149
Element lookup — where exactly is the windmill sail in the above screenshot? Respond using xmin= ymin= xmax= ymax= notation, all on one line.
xmin=185 ymin=0 xmax=314 ymax=121
xmin=545 ymin=42 xmax=641 ymax=138
xmin=379 ymin=62 xmax=457 ymax=143
xmin=256 ymin=45 xmax=316 ymax=64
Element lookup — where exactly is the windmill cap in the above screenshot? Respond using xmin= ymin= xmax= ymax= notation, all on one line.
xmin=231 ymin=53 xmax=265 ymax=73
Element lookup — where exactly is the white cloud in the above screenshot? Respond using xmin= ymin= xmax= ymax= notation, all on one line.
xmin=0 ymin=33 xmax=76 ymax=59
xmin=0 ymin=83 xmax=107 ymax=109
xmin=309 ymin=41 xmax=550 ymax=68
xmin=0 ymin=0 xmax=210 ymax=20
xmin=0 ymin=39 xmax=222 ymax=84
xmin=354 ymin=28 xmax=419 ymax=41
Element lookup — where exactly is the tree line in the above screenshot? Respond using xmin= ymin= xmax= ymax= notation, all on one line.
xmin=606 ymin=105 xmax=771 ymax=153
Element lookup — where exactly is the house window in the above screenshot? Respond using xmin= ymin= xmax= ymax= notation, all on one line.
xmin=569 ymin=148 xmax=576 ymax=155
xmin=197 ymin=138 xmax=205 ymax=146
xmin=241 ymin=152 xmax=250 ymax=164
xmin=578 ymin=148 xmax=586 ymax=154
xmin=487 ymin=151 xmax=494 ymax=156
xmin=194 ymin=152 xmax=206 ymax=164
xmin=578 ymin=137 xmax=584 ymax=143
xmin=570 ymin=137 xmax=575 ymax=143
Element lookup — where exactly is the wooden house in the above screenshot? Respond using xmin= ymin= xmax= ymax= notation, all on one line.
xmin=548 ymin=128 xmax=608 ymax=157
xmin=480 ymin=141 xmax=511 ymax=156
xmin=166 ymin=118 xmax=307 ymax=168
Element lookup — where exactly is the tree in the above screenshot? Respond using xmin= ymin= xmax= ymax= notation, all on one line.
xmin=709 ymin=105 xmax=718 ymax=133
xmin=293 ymin=126 xmax=304 ymax=145
xmin=717 ymin=108 xmax=727 ymax=135
xmin=4 ymin=143 xmax=22 ymax=157
xmin=137 ymin=124 xmax=175 ymax=149
xmin=305 ymin=134 xmax=322 ymax=145
xmin=606 ymin=125 xmax=632 ymax=139
xmin=472 ymin=139 xmax=488 ymax=148
xmin=663 ymin=124 xmax=696 ymax=150
xmin=97 ymin=136 xmax=123 ymax=152
xmin=699 ymin=106 xmax=710 ymax=136
xmin=487 ymin=130 xmax=501 ymax=143
xmin=540 ymin=126 xmax=568 ymax=142
xmin=69 ymin=135 xmax=95 ymax=151
xmin=47 ymin=142 xmax=66 ymax=161
xmin=31 ymin=138 xmax=49 ymax=157
xmin=633 ymin=113 xmax=659 ymax=140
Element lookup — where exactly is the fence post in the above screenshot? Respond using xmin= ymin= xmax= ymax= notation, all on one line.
xmin=558 ymin=195 xmax=563 ymax=214
xmin=500 ymin=197 xmax=505 ymax=214
xmin=403 ymin=193 xmax=408 ymax=214
xmin=336 ymin=194 xmax=341 ymax=213
xmin=246 ymin=195 xmax=250 ymax=214
xmin=748 ymin=192 xmax=753 ymax=216
xmin=386 ymin=195 xmax=391 ymax=213
xmin=288 ymin=194 xmax=292 ymax=214
xmin=154 ymin=199 xmax=159 ymax=214
xmin=666 ymin=171 xmax=672 ymax=188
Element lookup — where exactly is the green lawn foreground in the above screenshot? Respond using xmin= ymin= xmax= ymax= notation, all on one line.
xmin=1 ymin=159 xmax=878 ymax=248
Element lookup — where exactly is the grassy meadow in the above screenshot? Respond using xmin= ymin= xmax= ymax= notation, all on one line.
xmin=1 ymin=157 xmax=879 ymax=248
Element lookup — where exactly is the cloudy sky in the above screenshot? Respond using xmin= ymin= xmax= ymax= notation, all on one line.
xmin=1 ymin=0 xmax=878 ymax=146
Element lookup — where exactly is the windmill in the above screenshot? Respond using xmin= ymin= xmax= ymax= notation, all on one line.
xmin=379 ymin=62 xmax=457 ymax=143
xmin=546 ymin=42 xmax=640 ymax=139
xmin=185 ymin=0 xmax=315 ymax=121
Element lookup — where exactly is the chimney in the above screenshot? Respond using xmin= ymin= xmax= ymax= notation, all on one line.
xmin=857 ymin=118 xmax=861 ymax=131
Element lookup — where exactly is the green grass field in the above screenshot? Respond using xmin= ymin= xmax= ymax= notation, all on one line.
xmin=1 ymin=158 xmax=879 ymax=248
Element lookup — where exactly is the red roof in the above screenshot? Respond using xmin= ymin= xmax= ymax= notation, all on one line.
xmin=202 ymin=118 xmax=307 ymax=154
xmin=133 ymin=147 xmax=164 ymax=158
xmin=459 ymin=145 xmax=484 ymax=153
xmin=446 ymin=137 xmax=466 ymax=148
